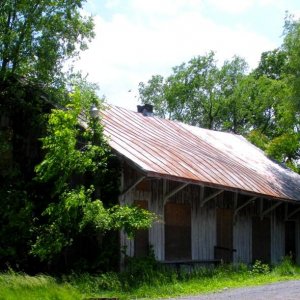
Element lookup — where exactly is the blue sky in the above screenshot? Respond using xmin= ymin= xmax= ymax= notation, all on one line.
xmin=75 ymin=0 xmax=300 ymax=110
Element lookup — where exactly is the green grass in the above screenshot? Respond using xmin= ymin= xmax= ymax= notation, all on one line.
xmin=0 ymin=271 xmax=81 ymax=300
xmin=1 ymin=259 xmax=300 ymax=299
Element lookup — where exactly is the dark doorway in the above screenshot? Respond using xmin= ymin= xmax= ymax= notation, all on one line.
xmin=165 ymin=202 xmax=191 ymax=261
xmin=252 ymin=217 xmax=271 ymax=263
xmin=215 ymin=208 xmax=234 ymax=263
xmin=285 ymin=221 xmax=296 ymax=261
xmin=134 ymin=200 xmax=149 ymax=257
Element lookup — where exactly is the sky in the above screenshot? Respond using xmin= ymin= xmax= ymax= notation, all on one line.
xmin=75 ymin=0 xmax=300 ymax=110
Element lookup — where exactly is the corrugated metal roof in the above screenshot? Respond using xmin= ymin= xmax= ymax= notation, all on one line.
xmin=101 ymin=105 xmax=300 ymax=202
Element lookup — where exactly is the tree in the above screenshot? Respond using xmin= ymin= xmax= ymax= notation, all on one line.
xmin=244 ymin=17 xmax=300 ymax=171
xmin=138 ymin=34 xmax=300 ymax=170
xmin=139 ymin=52 xmax=248 ymax=130
xmin=0 ymin=1 xmax=154 ymax=272
xmin=254 ymin=48 xmax=287 ymax=80
xmin=0 ymin=0 xmax=95 ymax=271
xmin=0 ymin=0 xmax=94 ymax=84
xmin=31 ymin=85 xmax=155 ymax=267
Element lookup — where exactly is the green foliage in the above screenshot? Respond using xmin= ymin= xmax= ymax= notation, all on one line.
xmin=266 ymin=133 xmax=300 ymax=168
xmin=65 ymin=271 xmax=122 ymax=294
xmin=0 ymin=188 xmax=34 ymax=265
xmin=254 ymin=48 xmax=288 ymax=80
xmin=109 ymin=205 xmax=155 ymax=238
xmin=250 ymin=260 xmax=270 ymax=275
xmin=2 ymin=259 xmax=300 ymax=299
xmin=0 ymin=271 xmax=81 ymax=300
xmin=35 ymin=87 xmax=109 ymax=194
xmin=247 ymin=130 xmax=269 ymax=151
xmin=31 ymin=85 xmax=155 ymax=263
xmin=0 ymin=0 xmax=94 ymax=83
xmin=273 ymin=256 xmax=297 ymax=276
xmin=139 ymin=52 xmax=248 ymax=130
xmin=139 ymin=16 xmax=300 ymax=172
xmin=0 ymin=0 xmax=96 ymax=271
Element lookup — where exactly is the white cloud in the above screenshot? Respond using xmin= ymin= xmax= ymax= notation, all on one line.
xmin=76 ymin=0 xmax=276 ymax=110
xmin=206 ymin=0 xmax=289 ymax=14
xmin=207 ymin=0 xmax=255 ymax=14
xmin=105 ymin=0 xmax=122 ymax=9
xmin=130 ymin=0 xmax=204 ymax=15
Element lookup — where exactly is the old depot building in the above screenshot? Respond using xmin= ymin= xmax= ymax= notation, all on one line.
xmin=101 ymin=104 xmax=300 ymax=266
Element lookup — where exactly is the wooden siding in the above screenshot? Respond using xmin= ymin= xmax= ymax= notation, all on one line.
xmin=233 ymin=214 xmax=252 ymax=263
xmin=149 ymin=179 xmax=165 ymax=260
xmin=296 ymin=221 xmax=300 ymax=265
xmin=134 ymin=200 xmax=149 ymax=257
xmin=119 ymin=163 xmax=300 ymax=265
xmin=119 ymin=163 xmax=151 ymax=260
xmin=271 ymin=212 xmax=285 ymax=264
xmin=165 ymin=202 xmax=191 ymax=260
xmin=191 ymin=197 xmax=216 ymax=260
xmin=216 ymin=208 xmax=234 ymax=263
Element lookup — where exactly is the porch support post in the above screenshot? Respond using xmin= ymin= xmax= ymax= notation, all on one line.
xmin=287 ymin=206 xmax=300 ymax=219
xmin=164 ymin=182 xmax=189 ymax=205
xmin=200 ymin=189 xmax=223 ymax=207
xmin=234 ymin=196 xmax=256 ymax=217
xmin=261 ymin=201 xmax=282 ymax=218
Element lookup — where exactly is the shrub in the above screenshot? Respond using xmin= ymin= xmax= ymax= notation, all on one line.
xmin=251 ymin=260 xmax=270 ymax=275
xmin=273 ymin=256 xmax=297 ymax=276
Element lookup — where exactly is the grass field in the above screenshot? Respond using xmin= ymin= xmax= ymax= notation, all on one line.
xmin=0 ymin=272 xmax=81 ymax=300
xmin=1 ymin=259 xmax=300 ymax=299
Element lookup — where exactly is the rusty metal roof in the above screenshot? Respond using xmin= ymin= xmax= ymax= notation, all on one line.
xmin=101 ymin=105 xmax=300 ymax=202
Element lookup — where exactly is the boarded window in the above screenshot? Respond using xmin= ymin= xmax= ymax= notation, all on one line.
xmin=252 ymin=217 xmax=271 ymax=263
xmin=215 ymin=208 xmax=233 ymax=263
xmin=165 ymin=202 xmax=191 ymax=261
xmin=285 ymin=221 xmax=296 ymax=261
xmin=134 ymin=200 xmax=149 ymax=257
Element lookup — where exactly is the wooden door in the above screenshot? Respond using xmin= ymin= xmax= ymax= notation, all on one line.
xmin=134 ymin=200 xmax=149 ymax=257
xmin=252 ymin=217 xmax=271 ymax=263
xmin=215 ymin=208 xmax=234 ymax=263
xmin=285 ymin=221 xmax=296 ymax=261
xmin=165 ymin=202 xmax=191 ymax=261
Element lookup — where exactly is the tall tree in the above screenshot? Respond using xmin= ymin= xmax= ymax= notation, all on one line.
xmin=0 ymin=0 xmax=95 ymax=270
xmin=139 ymin=52 xmax=248 ymax=130
xmin=0 ymin=0 xmax=94 ymax=84
xmin=31 ymin=85 xmax=154 ymax=267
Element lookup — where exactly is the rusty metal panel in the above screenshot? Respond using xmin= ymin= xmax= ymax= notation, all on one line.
xmin=101 ymin=105 xmax=300 ymax=202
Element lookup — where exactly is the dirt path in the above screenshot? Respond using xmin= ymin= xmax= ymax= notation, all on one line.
xmin=171 ymin=280 xmax=300 ymax=299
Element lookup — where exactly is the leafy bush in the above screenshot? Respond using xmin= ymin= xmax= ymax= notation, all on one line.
xmin=273 ymin=256 xmax=297 ymax=276
xmin=251 ymin=260 xmax=270 ymax=275
xmin=63 ymin=272 xmax=122 ymax=293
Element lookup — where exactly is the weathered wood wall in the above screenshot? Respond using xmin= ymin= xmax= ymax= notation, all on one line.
xmin=192 ymin=197 xmax=216 ymax=260
xmin=271 ymin=212 xmax=285 ymax=264
xmin=120 ymin=162 xmax=300 ymax=265
xmin=233 ymin=214 xmax=252 ymax=263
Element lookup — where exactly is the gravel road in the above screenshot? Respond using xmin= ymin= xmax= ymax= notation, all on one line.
xmin=170 ymin=280 xmax=300 ymax=300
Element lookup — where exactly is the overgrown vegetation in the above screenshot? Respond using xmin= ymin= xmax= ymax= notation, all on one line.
xmin=1 ymin=258 xmax=300 ymax=299
xmin=0 ymin=0 xmax=154 ymax=273
xmin=2 ymin=0 xmax=300 ymax=282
